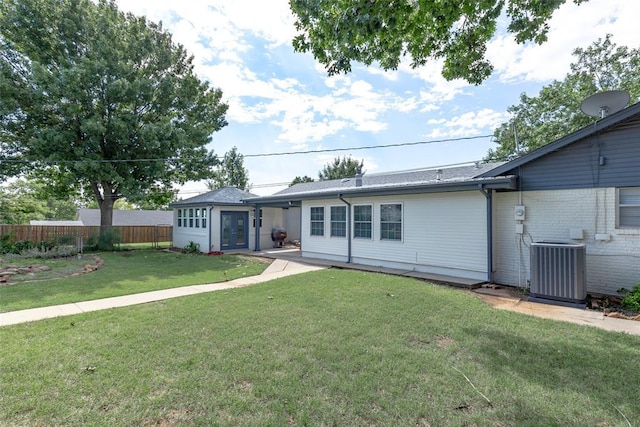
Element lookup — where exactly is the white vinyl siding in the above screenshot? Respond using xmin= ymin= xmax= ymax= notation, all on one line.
xmin=301 ymin=192 xmax=487 ymax=280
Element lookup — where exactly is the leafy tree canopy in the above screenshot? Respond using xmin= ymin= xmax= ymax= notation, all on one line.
xmin=0 ymin=0 xmax=228 ymax=227
xmin=290 ymin=0 xmax=589 ymax=84
xmin=318 ymin=156 xmax=364 ymax=181
xmin=206 ymin=146 xmax=250 ymax=191
xmin=290 ymin=175 xmax=315 ymax=186
xmin=0 ymin=180 xmax=77 ymax=224
xmin=486 ymin=35 xmax=640 ymax=161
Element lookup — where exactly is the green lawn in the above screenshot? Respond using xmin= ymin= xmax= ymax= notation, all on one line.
xmin=0 ymin=250 xmax=269 ymax=312
xmin=1 ymin=269 xmax=638 ymax=426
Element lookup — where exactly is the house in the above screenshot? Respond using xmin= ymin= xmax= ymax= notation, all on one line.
xmin=246 ymin=164 xmax=516 ymax=281
xmin=247 ymin=101 xmax=640 ymax=297
xmin=480 ymin=100 xmax=640 ymax=296
xmin=169 ymin=186 xmax=289 ymax=252
xmin=76 ymin=208 xmax=173 ymax=226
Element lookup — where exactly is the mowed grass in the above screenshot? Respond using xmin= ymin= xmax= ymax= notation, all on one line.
xmin=0 ymin=250 xmax=269 ymax=312
xmin=1 ymin=269 xmax=639 ymax=426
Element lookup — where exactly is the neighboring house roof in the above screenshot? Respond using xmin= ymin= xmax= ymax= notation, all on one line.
xmin=169 ymin=186 xmax=258 ymax=208
xmin=29 ymin=220 xmax=84 ymax=226
xmin=246 ymin=162 xmax=516 ymax=205
xmin=76 ymin=209 xmax=173 ymax=226
xmin=479 ymin=100 xmax=640 ymax=178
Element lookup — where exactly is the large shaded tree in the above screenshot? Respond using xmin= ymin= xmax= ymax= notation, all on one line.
xmin=290 ymin=0 xmax=589 ymax=84
xmin=318 ymin=156 xmax=364 ymax=181
xmin=206 ymin=146 xmax=250 ymax=191
xmin=0 ymin=0 xmax=228 ymax=228
xmin=486 ymin=35 xmax=640 ymax=161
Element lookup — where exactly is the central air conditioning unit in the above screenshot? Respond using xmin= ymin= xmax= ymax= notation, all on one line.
xmin=529 ymin=242 xmax=587 ymax=308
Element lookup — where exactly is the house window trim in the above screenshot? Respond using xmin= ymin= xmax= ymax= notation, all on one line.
xmin=201 ymin=208 xmax=207 ymax=229
xmin=353 ymin=204 xmax=373 ymax=240
xmin=379 ymin=202 xmax=403 ymax=242
xmin=330 ymin=205 xmax=347 ymax=238
xmin=310 ymin=206 xmax=325 ymax=237
xmin=616 ymin=187 xmax=640 ymax=229
xmin=177 ymin=209 xmax=183 ymax=227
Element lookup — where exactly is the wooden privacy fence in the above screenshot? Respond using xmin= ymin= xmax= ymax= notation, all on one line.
xmin=0 ymin=225 xmax=173 ymax=247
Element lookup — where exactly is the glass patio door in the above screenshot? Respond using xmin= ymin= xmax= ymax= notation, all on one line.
xmin=220 ymin=211 xmax=248 ymax=249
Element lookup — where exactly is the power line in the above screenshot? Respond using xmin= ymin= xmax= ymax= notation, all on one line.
xmin=0 ymin=134 xmax=493 ymax=164
xmin=243 ymin=135 xmax=493 ymax=158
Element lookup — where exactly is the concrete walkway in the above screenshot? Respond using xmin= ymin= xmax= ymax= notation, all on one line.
xmin=0 ymin=259 xmax=325 ymax=327
xmin=1 ymin=254 xmax=638 ymax=336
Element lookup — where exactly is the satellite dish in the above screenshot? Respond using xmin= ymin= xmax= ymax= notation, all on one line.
xmin=580 ymin=90 xmax=630 ymax=119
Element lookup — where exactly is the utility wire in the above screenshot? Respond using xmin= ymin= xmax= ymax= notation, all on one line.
xmin=0 ymin=134 xmax=493 ymax=164
xmin=243 ymin=135 xmax=493 ymax=158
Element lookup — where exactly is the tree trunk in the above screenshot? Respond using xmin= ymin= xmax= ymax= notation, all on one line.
xmin=92 ymin=182 xmax=118 ymax=249
xmin=99 ymin=197 xmax=114 ymax=227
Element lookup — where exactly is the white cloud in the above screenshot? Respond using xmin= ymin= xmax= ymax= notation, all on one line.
xmin=425 ymin=109 xmax=510 ymax=138
xmin=488 ymin=0 xmax=636 ymax=83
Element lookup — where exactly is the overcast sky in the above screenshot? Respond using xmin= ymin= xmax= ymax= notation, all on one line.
xmin=116 ymin=0 xmax=637 ymax=196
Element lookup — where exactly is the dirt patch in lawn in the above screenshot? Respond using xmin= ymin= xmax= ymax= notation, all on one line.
xmin=475 ymin=284 xmax=640 ymax=322
xmin=0 ymin=254 xmax=103 ymax=285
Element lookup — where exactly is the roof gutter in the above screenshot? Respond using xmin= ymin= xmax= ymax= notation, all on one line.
xmin=338 ymin=194 xmax=352 ymax=263
xmin=245 ymin=176 xmax=517 ymax=206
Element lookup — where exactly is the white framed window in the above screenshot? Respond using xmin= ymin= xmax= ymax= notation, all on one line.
xmin=195 ymin=208 xmax=200 ymax=228
xmin=201 ymin=208 xmax=207 ymax=228
xmin=353 ymin=205 xmax=372 ymax=239
xmin=617 ymin=187 xmax=640 ymax=228
xmin=177 ymin=209 xmax=183 ymax=227
xmin=310 ymin=207 xmax=324 ymax=236
xmin=330 ymin=206 xmax=347 ymax=237
xmin=380 ymin=203 xmax=402 ymax=241
xmin=189 ymin=208 xmax=194 ymax=228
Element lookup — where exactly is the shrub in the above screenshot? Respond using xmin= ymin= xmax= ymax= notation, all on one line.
xmin=19 ymin=245 xmax=78 ymax=259
xmin=182 ymin=241 xmax=201 ymax=254
xmin=86 ymin=228 xmax=121 ymax=251
xmin=620 ymin=284 xmax=640 ymax=312
xmin=0 ymin=233 xmax=15 ymax=254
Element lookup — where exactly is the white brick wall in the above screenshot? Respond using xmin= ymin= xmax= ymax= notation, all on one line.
xmin=494 ymin=188 xmax=640 ymax=295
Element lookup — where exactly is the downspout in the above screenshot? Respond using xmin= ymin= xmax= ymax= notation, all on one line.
xmin=253 ymin=203 xmax=261 ymax=251
xmin=338 ymin=194 xmax=352 ymax=263
xmin=209 ymin=206 xmax=214 ymax=252
xmin=478 ymin=185 xmax=493 ymax=283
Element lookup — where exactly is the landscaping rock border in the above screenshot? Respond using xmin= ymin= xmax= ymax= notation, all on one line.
xmin=0 ymin=254 xmax=104 ymax=285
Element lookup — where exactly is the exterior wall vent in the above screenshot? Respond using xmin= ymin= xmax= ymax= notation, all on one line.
xmin=529 ymin=242 xmax=587 ymax=308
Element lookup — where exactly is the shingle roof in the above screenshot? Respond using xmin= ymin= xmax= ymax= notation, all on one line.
xmin=245 ymin=162 xmax=511 ymax=204
xmin=169 ymin=186 xmax=257 ymax=207
xmin=76 ymin=209 xmax=173 ymax=226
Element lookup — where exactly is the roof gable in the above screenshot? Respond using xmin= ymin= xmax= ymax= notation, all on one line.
xmin=480 ymin=101 xmax=640 ymax=178
xmin=170 ymin=186 xmax=257 ymax=207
